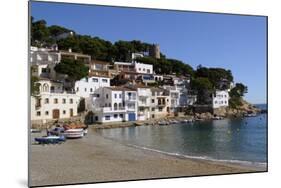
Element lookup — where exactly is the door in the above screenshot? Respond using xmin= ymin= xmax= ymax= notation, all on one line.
xmin=52 ymin=109 xmax=60 ymax=119
xmin=128 ymin=113 xmax=136 ymax=121
xmin=70 ymin=108 xmax=73 ymax=117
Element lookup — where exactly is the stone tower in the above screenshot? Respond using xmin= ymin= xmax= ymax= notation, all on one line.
xmin=149 ymin=44 xmax=160 ymax=59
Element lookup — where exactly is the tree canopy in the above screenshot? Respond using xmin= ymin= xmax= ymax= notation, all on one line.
xmin=54 ymin=59 xmax=89 ymax=83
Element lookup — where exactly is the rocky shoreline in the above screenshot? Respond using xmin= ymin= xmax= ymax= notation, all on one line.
xmin=31 ymin=100 xmax=264 ymax=130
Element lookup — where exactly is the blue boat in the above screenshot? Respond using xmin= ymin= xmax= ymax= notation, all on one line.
xmin=34 ymin=135 xmax=66 ymax=144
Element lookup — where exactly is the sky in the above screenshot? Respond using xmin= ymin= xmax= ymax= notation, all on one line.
xmin=30 ymin=1 xmax=267 ymax=104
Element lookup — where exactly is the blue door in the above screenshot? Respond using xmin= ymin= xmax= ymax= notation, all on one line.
xmin=128 ymin=113 xmax=136 ymax=121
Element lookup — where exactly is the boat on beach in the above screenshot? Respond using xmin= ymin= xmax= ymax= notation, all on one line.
xmin=34 ymin=135 xmax=66 ymax=144
xmin=63 ymin=128 xmax=85 ymax=138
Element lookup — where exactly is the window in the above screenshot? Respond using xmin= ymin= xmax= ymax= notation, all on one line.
xmin=70 ymin=99 xmax=73 ymax=104
xmin=92 ymin=78 xmax=98 ymax=82
xmin=143 ymin=68 xmax=145 ymax=71
xmin=102 ymin=79 xmax=108 ymax=83
xmin=63 ymin=110 xmax=66 ymax=114
xmin=119 ymin=114 xmax=123 ymax=118
xmin=215 ymin=101 xmax=217 ymax=104
xmin=85 ymin=88 xmax=87 ymax=92
xmin=45 ymin=111 xmax=49 ymax=115
xmin=36 ymin=111 xmax=41 ymax=116
xmin=159 ymin=107 xmax=163 ymax=112
xmin=61 ymin=98 xmax=65 ymax=104
xmin=41 ymin=68 xmax=49 ymax=73
xmin=54 ymin=98 xmax=58 ymax=104
xmin=225 ymin=101 xmax=227 ymax=104
xmin=96 ymin=94 xmax=100 ymax=98
xmin=45 ymin=98 xmax=49 ymax=104
xmin=119 ymin=94 xmax=122 ymax=98
xmin=114 ymin=114 xmax=118 ymax=118
xmin=152 ymin=99 xmax=155 ymax=103
xmin=114 ymin=94 xmax=117 ymax=98
xmin=76 ymin=87 xmax=79 ymax=92
xmin=90 ymin=88 xmax=93 ymax=92
xmin=105 ymin=116 xmax=110 ymax=120
xmin=147 ymin=69 xmax=151 ymax=73
xmin=85 ymin=77 xmax=88 ymax=82
xmin=105 ymin=103 xmax=107 ymax=107
xmin=152 ymin=108 xmax=155 ymax=111
xmin=106 ymin=94 xmax=109 ymax=99
xmin=109 ymin=103 xmax=111 ymax=107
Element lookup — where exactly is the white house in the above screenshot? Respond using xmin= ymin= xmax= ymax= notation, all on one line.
xmin=136 ymin=86 xmax=152 ymax=120
xmin=212 ymin=90 xmax=229 ymax=108
xmin=30 ymin=46 xmax=61 ymax=80
xmin=74 ymin=76 xmax=110 ymax=98
xmin=90 ymin=87 xmax=138 ymax=123
xmin=163 ymin=85 xmax=180 ymax=113
xmin=135 ymin=62 xmax=153 ymax=74
xmin=31 ymin=79 xmax=80 ymax=124
xmin=30 ymin=46 xmax=61 ymax=66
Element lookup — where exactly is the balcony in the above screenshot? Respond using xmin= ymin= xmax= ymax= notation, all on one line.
xmin=94 ymin=107 xmax=126 ymax=113
xmin=125 ymin=96 xmax=137 ymax=101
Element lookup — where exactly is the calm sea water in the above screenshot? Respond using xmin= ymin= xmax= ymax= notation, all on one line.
xmin=98 ymin=104 xmax=267 ymax=166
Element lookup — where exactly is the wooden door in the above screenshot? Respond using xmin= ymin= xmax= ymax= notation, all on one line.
xmin=52 ymin=109 xmax=60 ymax=119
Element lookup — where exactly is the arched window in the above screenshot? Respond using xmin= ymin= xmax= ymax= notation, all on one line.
xmin=42 ymin=83 xmax=49 ymax=92
xmin=119 ymin=103 xmax=122 ymax=109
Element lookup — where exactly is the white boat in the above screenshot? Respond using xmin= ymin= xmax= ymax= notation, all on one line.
xmin=212 ymin=116 xmax=224 ymax=120
xmin=83 ymin=129 xmax=88 ymax=135
xmin=64 ymin=128 xmax=84 ymax=138
xmin=244 ymin=113 xmax=257 ymax=117
xmin=181 ymin=119 xmax=193 ymax=123
xmin=158 ymin=121 xmax=168 ymax=126
xmin=170 ymin=120 xmax=179 ymax=124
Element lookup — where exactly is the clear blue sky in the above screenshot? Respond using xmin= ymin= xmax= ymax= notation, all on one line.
xmin=31 ymin=1 xmax=267 ymax=104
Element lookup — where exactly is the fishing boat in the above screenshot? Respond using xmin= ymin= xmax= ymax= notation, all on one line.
xmin=34 ymin=135 xmax=66 ymax=144
xmin=49 ymin=127 xmax=65 ymax=136
xmin=63 ymin=128 xmax=84 ymax=139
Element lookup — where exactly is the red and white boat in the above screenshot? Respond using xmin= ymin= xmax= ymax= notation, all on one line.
xmin=63 ymin=128 xmax=84 ymax=139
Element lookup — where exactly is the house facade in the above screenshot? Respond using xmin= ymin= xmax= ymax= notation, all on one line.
xmin=31 ymin=79 xmax=80 ymax=124
xmin=136 ymin=86 xmax=152 ymax=121
xmin=150 ymin=88 xmax=171 ymax=119
xmin=74 ymin=76 xmax=110 ymax=98
xmin=212 ymin=90 xmax=229 ymax=108
xmin=90 ymin=87 xmax=138 ymax=123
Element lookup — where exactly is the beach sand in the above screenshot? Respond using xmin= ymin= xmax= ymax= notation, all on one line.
xmin=29 ymin=128 xmax=266 ymax=187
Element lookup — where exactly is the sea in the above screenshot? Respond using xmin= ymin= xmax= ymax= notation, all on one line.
xmin=97 ymin=104 xmax=267 ymax=167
